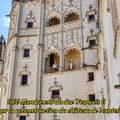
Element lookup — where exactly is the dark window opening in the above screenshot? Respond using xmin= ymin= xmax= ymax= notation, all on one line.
xmin=89 ymin=40 xmax=96 ymax=47
xmin=89 ymin=94 xmax=95 ymax=101
xmin=24 ymin=49 xmax=30 ymax=58
xmin=50 ymin=53 xmax=54 ymax=67
xmin=65 ymin=12 xmax=79 ymax=23
xmin=20 ymin=116 xmax=26 ymax=120
xmin=27 ymin=22 xmax=33 ymax=28
xmin=88 ymin=72 xmax=94 ymax=81
xmin=47 ymin=17 xmax=60 ymax=26
xmin=88 ymin=14 xmax=95 ymax=22
xmin=21 ymin=75 xmax=28 ymax=85
xmin=52 ymin=90 xmax=60 ymax=99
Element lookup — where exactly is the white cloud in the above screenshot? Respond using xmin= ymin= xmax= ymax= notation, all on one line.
xmin=2 ymin=17 xmax=10 ymax=27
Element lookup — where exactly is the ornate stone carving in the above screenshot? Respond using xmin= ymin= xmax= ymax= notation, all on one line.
xmin=48 ymin=78 xmax=63 ymax=92
xmin=86 ymin=4 xmax=97 ymax=17
xmin=22 ymin=0 xmax=40 ymax=7
xmin=113 ymin=26 xmax=120 ymax=58
xmin=44 ymin=33 xmax=61 ymax=51
xmin=21 ymin=38 xmax=33 ymax=50
xmin=63 ymin=43 xmax=80 ymax=55
xmin=45 ymin=0 xmax=61 ymax=17
xmin=19 ymin=64 xmax=31 ymax=76
xmin=46 ymin=11 xmax=61 ymax=22
xmin=63 ymin=29 xmax=81 ymax=48
xmin=63 ymin=0 xmax=80 ymax=13
xmin=103 ymin=49 xmax=109 ymax=80
xmin=25 ymin=11 xmax=36 ymax=23
xmin=44 ymin=45 xmax=60 ymax=58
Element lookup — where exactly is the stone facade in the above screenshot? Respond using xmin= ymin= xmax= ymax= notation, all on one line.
xmin=0 ymin=0 xmax=120 ymax=120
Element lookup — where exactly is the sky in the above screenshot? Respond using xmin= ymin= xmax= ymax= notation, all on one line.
xmin=0 ymin=0 xmax=11 ymax=41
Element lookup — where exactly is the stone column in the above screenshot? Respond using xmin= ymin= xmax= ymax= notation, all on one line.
xmin=79 ymin=0 xmax=84 ymax=68
xmin=60 ymin=0 xmax=64 ymax=72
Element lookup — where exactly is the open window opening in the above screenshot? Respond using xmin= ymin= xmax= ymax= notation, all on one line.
xmin=64 ymin=12 xmax=79 ymax=23
xmin=46 ymin=17 xmax=60 ymax=26
xmin=64 ymin=49 xmax=80 ymax=70
xmin=45 ymin=53 xmax=60 ymax=73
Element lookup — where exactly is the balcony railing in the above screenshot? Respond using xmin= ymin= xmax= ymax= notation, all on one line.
xmin=63 ymin=20 xmax=80 ymax=31
xmin=45 ymin=24 xmax=61 ymax=35
xmin=45 ymin=20 xmax=81 ymax=35
xmin=18 ymin=28 xmax=39 ymax=37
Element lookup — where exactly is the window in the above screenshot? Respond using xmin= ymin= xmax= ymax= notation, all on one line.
xmin=88 ymin=72 xmax=94 ymax=81
xmin=65 ymin=12 xmax=79 ymax=23
xmin=46 ymin=17 xmax=60 ymax=26
xmin=27 ymin=22 xmax=33 ymax=28
xmin=88 ymin=14 xmax=95 ymax=22
xmin=52 ymin=90 xmax=60 ymax=99
xmin=20 ymin=116 xmax=26 ymax=120
xmin=21 ymin=75 xmax=28 ymax=85
xmin=89 ymin=40 xmax=96 ymax=47
xmin=89 ymin=94 xmax=95 ymax=101
xmin=24 ymin=49 xmax=30 ymax=58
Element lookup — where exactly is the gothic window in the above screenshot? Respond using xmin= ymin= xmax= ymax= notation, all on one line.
xmin=88 ymin=72 xmax=94 ymax=81
xmin=89 ymin=94 xmax=95 ymax=101
xmin=21 ymin=75 xmax=28 ymax=85
xmin=46 ymin=17 xmax=60 ymax=26
xmin=19 ymin=115 xmax=26 ymax=120
xmin=23 ymin=49 xmax=30 ymax=58
xmin=52 ymin=90 xmax=60 ymax=99
xmin=27 ymin=22 xmax=33 ymax=28
xmin=64 ymin=12 xmax=79 ymax=23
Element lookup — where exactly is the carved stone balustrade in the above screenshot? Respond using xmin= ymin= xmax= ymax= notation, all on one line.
xmin=18 ymin=28 xmax=39 ymax=37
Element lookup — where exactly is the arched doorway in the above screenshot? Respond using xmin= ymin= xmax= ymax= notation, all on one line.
xmin=45 ymin=53 xmax=60 ymax=73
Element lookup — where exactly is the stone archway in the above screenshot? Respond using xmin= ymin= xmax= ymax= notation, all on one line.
xmin=64 ymin=48 xmax=80 ymax=70
xmin=45 ymin=52 xmax=60 ymax=73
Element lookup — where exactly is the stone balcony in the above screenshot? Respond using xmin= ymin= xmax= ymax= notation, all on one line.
xmin=18 ymin=28 xmax=39 ymax=37
xmin=45 ymin=20 xmax=81 ymax=35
